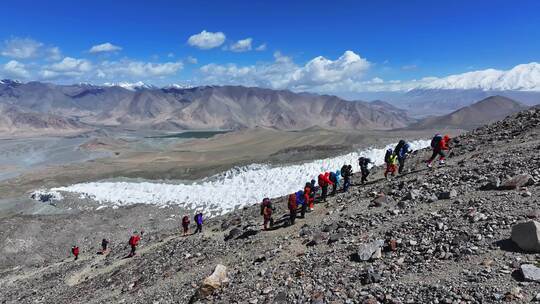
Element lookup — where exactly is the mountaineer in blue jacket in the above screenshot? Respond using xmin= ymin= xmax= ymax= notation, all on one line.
xmin=394 ymin=140 xmax=412 ymax=174
xmin=295 ymin=190 xmax=307 ymax=218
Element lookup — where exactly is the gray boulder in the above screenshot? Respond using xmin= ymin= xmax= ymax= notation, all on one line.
xmin=511 ymin=220 xmax=540 ymax=252
xmin=351 ymin=240 xmax=384 ymax=262
xmin=521 ymin=264 xmax=540 ymax=282
xmin=437 ymin=189 xmax=457 ymax=200
xmin=500 ymin=174 xmax=534 ymax=190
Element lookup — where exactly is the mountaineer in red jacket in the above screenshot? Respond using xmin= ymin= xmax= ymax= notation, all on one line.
xmin=304 ymin=183 xmax=314 ymax=211
xmin=427 ymin=134 xmax=451 ymax=167
xmin=71 ymin=245 xmax=79 ymax=261
xmin=128 ymin=231 xmax=141 ymax=257
xmin=288 ymin=193 xmax=297 ymax=225
xmin=318 ymin=172 xmax=334 ymax=202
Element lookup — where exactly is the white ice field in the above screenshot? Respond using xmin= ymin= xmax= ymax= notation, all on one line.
xmin=33 ymin=140 xmax=431 ymax=215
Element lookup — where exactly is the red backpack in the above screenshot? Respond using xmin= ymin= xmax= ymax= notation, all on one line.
xmin=129 ymin=235 xmax=140 ymax=246
xmin=288 ymin=194 xmax=297 ymax=210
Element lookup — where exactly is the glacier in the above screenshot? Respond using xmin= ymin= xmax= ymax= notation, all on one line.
xmin=33 ymin=140 xmax=431 ymax=215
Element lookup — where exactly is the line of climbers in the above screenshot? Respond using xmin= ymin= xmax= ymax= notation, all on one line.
xmin=69 ymin=135 xmax=451 ymax=260
xmin=260 ymin=134 xmax=452 ymax=230
xmin=68 ymin=213 xmax=206 ymax=261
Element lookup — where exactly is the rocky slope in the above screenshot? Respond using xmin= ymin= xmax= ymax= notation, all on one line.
xmin=0 ymin=81 xmax=413 ymax=132
xmin=0 ymin=107 xmax=539 ymax=303
xmin=0 ymin=103 xmax=85 ymax=134
xmin=409 ymin=96 xmax=529 ymax=130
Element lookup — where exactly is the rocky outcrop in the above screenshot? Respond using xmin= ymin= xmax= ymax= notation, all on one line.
xmin=511 ymin=220 xmax=540 ymax=252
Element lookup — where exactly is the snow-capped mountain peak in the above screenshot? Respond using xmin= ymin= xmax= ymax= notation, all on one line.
xmin=418 ymin=62 xmax=540 ymax=91
xmin=162 ymin=83 xmax=194 ymax=89
xmin=103 ymin=81 xmax=157 ymax=91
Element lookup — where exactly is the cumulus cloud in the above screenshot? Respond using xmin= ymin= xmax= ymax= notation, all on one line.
xmin=198 ymin=50 xmax=370 ymax=91
xmin=98 ymin=60 xmax=183 ymax=78
xmin=3 ymin=60 xmax=30 ymax=78
xmin=1 ymin=38 xmax=43 ymax=59
xmin=187 ymin=30 xmax=226 ymax=49
xmin=50 ymin=57 xmax=93 ymax=73
xmin=229 ymin=38 xmax=253 ymax=52
xmin=89 ymin=42 xmax=122 ymax=53
xmin=255 ymin=43 xmax=267 ymax=51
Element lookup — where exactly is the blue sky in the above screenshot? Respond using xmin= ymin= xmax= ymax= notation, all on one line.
xmin=0 ymin=0 xmax=539 ymax=94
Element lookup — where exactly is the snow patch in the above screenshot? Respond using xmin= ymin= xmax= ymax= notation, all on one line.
xmin=30 ymin=189 xmax=63 ymax=203
xmin=38 ymin=140 xmax=430 ymax=215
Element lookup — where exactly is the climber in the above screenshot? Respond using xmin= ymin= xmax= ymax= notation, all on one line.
xmin=101 ymin=238 xmax=109 ymax=253
xmin=260 ymin=197 xmax=272 ymax=216
xmin=128 ymin=231 xmax=141 ymax=257
xmin=71 ymin=245 xmax=79 ymax=261
xmin=358 ymin=156 xmax=373 ymax=184
xmin=384 ymin=148 xmax=398 ymax=178
xmin=304 ymin=182 xmax=314 ymax=211
xmin=341 ymin=164 xmax=353 ymax=192
xmin=329 ymin=170 xmax=341 ymax=195
xmin=182 ymin=214 xmax=191 ymax=236
xmin=318 ymin=172 xmax=334 ymax=202
xmin=296 ymin=190 xmax=307 ymax=218
xmin=427 ymin=134 xmax=451 ymax=167
xmin=394 ymin=140 xmax=412 ymax=174
xmin=194 ymin=212 xmax=203 ymax=234
xmin=288 ymin=193 xmax=297 ymax=225
xmin=262 ymin=202 xmax=273 ymax=230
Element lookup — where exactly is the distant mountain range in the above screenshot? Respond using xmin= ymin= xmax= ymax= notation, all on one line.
xmin=393 ymin=89 xmax=539 ymax=117
xmin=409 ymin=96 xmax=528 ymax=130
xmin=0 ymin=81 xmax=413 ymax=134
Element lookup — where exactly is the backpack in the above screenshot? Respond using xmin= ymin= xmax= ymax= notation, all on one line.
xmin=384 ymin=149 xmax=393 ymax=163
xmin=317 ymin=174 xmax=326 ymax=187
xmin=260 ymin=198 xmax=271 ymax=215
xmin=431 ymin=134 xmax=442 ymax=148
xmin=288 ymin=194 xmax=297 ymax=210
xmin=340 ymin=165 xmax=347 ymax=177
xmin=329 ymin=172 xmax=337 ymax=183
xmin=129 ymin=235 xmax=139 ymax=246
xmin=182 ymin=216 xmax=190 ymax=225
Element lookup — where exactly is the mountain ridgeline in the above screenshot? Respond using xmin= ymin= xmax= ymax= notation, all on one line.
xmin=410 ymin=96 xmax=529 ymax=130
xmin=0 ymin=81 xmax=413 ymax=133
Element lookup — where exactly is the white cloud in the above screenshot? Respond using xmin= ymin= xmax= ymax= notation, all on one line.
xmin=50 ymin=57 xmax=93 ymax=73
xmin=255 ymin=43 xmax=267 ymax=51
xmin=186 ymin=56 xmax=198 ymax=64
xmin=230 ymin=38 xmax=253 ymax=52
xmin=3 ymin=60 xmax=30 ymax=78
xmin=98 ymin=60 xmax=183 ymax=78
xmin=198 ymin=50 xmax=370 ymax=91
xmin=47 ymin=46 xmax=62 ymax=61
xmin=1 ymin=38 xmax=43 ymax=59
xmin=187 ymin=30 xmax=226 ymax=49
xmin=89 ymin=42 xmax=122 ymax=53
